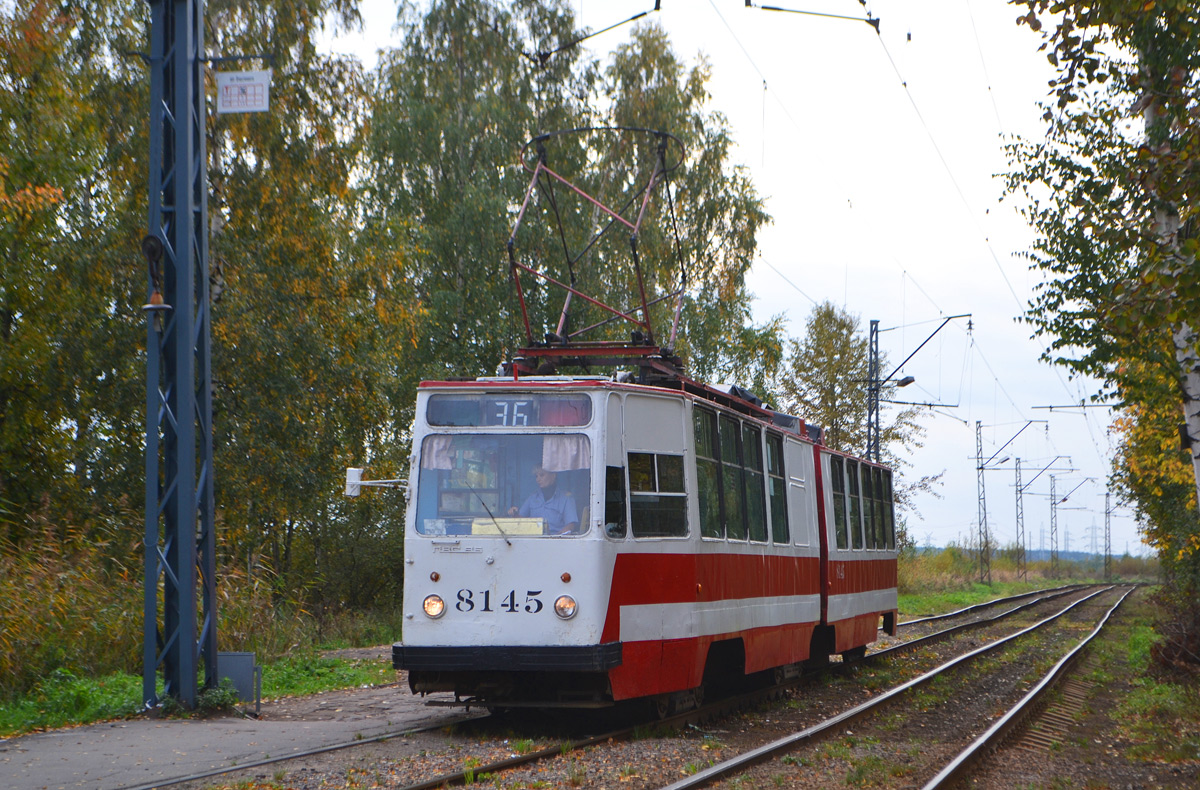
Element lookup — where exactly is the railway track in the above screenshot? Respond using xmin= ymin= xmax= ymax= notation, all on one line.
xmin=920 ymin=585 xmax=1134 ymax=789
xmin=158 ymin=583 xmax=1119 ymax=790
xmin=890 ymin=583 xmax=1084 ymax=630
xmin=662 ymin=584 xmax=1134 ymax=789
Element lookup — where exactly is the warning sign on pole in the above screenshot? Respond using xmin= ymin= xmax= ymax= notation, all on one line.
xmin=216 ymin=70 xmax=271 ymax=114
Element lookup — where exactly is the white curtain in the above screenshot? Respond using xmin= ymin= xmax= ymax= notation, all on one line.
xmin=421 ymin=436 xmax=455 ymax=469
xmin=542 ymin=435 xmax=590 ymax=471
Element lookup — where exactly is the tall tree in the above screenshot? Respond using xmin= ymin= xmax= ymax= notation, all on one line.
xmin=1011 ymin=1 xmax=1200 ymax=663
xmin=0 ymin=0 xmax=149 ymax=538
xmin=777 ymin=301 xmax=935 ymax=520
xmin=204 ymin=0 xmax=419 ymax=605
xmin=368 ymin=5 xmax=783 ymax=396
xmin=1111 ymin=352 xmax=1198 ymax=555
xmin=367 ymin=0 xmax=591 ymax=386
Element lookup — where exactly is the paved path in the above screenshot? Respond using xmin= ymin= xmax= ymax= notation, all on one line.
xmin=0 ymin=685 xmax=466 ymax=790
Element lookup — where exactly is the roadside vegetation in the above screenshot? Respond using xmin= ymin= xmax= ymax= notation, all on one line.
xmin=0 ymin=508 xmax=400 ymax=736
xmin=0 ymin=636 xmax=398 ymax=737
xmin=896 ymin=540 xmax=1158 ymax=608
xmin=1088 ymin=593 xmax=1200 ymax=765
xmin=0 ymin=536 xmax=1156 ymax=738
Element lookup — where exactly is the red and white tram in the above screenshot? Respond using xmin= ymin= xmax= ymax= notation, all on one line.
xmin=393 ymin=373 xmax=898 ymax=711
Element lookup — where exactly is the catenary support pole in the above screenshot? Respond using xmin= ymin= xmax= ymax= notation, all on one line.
xmin=976 ymin=421 xmax=990 ymax=583
xmin=1015 ymin=458 xmax=1026 ymax=581
xmin=143 ymin=0 xmax=218 ymax=709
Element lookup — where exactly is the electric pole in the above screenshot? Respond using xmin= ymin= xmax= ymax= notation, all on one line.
xmin=1050 ymin=475 xmax=1059 ymax=576
xmin=976 ymin=420 xmax=990 ymax=583
xmin=1105 ymin=491 xmax=1113 ymax=580
xmin=142 ymin=0 xmax=218 ymax=709
xmin=1015 ymin=457 xmax=1026 ymax=580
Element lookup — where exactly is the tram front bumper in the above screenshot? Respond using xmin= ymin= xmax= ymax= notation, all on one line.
xmin=393 ymin=641 xmax=622 ymax=672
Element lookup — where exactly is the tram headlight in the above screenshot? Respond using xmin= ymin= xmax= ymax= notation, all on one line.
xmin=422 ymin=594 xmax=446 ymax=619
xmin=554 ymin=594 xmax=578 ymax=620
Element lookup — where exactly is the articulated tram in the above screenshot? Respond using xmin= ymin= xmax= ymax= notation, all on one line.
xmin=392 ymin=373 xmax=898 ymax=712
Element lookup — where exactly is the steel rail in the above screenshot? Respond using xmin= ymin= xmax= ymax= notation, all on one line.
xmin=864 ymin=584 xmax=1089 ymax=663
xmin=921 ymin=585 xmax=1136 ymax=789
xmin=659 ymin=586 xmax=1117 ymax=790
xmin=895 ymin=583 xmax=1083 ymax=628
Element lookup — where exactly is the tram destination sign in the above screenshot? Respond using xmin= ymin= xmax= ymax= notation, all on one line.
xmin=427 ymin=393 xmax=592 ymax=427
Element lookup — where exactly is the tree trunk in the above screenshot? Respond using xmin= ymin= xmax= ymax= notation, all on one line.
xmin=1173 ymin=323 xmax=1200 ymax=507
xmin=1144 ymin=70 xmax=1200 ymax=510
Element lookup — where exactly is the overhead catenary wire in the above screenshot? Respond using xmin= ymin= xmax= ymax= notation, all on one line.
xmin=716 ymin=1 xmax=1033 ymax=438
xmin=523 ymin=3 xmax=662 ymax=66
xmin=564 ymin=1 xmax=1135 ymax=551
xmin=759 ymin=257 xmax=818 ymax=306
xmin=870 ymin=31 xmax=1024 ymax=312
xmin=963 ymin=0 xmax=1006 ymax=135
xmin=705 ymin=0 xmax=807 ymax=137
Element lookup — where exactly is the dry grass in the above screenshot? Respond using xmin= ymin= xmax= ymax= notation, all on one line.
xmin=0 ymin=514 xmax=313 ymax=700
xmin=0 ymin=519 xmax=141 ymax=699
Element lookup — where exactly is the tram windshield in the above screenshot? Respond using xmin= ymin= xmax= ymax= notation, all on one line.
xmin=414 ymin=434 xmax=593 ymax=537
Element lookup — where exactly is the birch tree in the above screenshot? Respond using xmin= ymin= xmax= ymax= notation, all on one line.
xmin=1009 ymin=1 xmax=1200 ymax=509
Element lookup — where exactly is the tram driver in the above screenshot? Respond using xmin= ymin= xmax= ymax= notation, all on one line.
xmin=508 ymin=465 xmax=579 ymax=535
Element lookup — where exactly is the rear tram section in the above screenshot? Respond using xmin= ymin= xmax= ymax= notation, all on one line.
xmin=394 ymin=377 xmax=898 ymax=709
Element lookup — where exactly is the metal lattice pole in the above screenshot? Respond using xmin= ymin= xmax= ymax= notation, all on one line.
xmin=866 ymin=319 xmax=880 ymax=463
xmin=143 ymin=0 xmax=218 ymax=708
xmin=1015 ymin=457 xmax=1026 ymax=581
xmin=1104 ymin=491 xmax=1113 ymax=580
xmin=1049 ymin=475 xmax=1059 ymax=577
xmin=976 ymin=421 xmax=990 ymax=583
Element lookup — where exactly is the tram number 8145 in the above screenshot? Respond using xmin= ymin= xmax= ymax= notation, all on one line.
xmin=456 ymin=589 xmax=544 ymax=613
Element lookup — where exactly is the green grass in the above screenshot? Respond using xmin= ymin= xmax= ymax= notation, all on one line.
xmin=1125 ymin=624 xmax=1158 ymax=674
xmin=260 ymin=652 xmax=395 ymax=698
xmin=0 ymin=668 xmax=144 ymax=735
xmin=845 ymin=754 xmax=888 ymax=786
xmin=1087 ymin=593 xmax=1200 ymax=764
xmin=1119 ymin=677 xmax=1200 ymax=762
xmin=0 ymin=652 xmax=397 ymax=737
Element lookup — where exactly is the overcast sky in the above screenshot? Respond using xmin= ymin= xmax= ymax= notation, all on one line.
xmin=322 ymin=0 xmax=1146 ymax=557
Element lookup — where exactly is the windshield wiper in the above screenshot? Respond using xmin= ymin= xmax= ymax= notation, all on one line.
xmin=466 ymin=483 xmax=512 ymax=546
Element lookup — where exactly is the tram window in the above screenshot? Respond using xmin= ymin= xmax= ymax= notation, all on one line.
xmin=693 ymin=408 xmax=723 ymax=538
xmin=415 ymin=433 xmax=591 ymax=536
xmin=629 ymin=452 xmax=655 ymax=492
xmin=743 ymin=424 xmax=767 ymax=542
xmin=629 ymin=452 xmax=688 ymax=538
xmin=871 ymin=467 xmax=884 ymax=550
xmin=830 ymin=456 xmax=848 ymax=550
xmin=604 ymin=466 xmax=627 ymax=539
xmin=862 ymin=466 xmax=876 ymax=549
xmin=766 ymin=433 xmax=789 ymax=544
xmin=658 ymin=453 xmax=685 ymax=492
xmin=883 ymin=469 xmax=895 ymax=549
xmin=720 ymin=415 xmax=746 ymax=541
xmin=847 ymin=460 xmax=864 ymax=550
